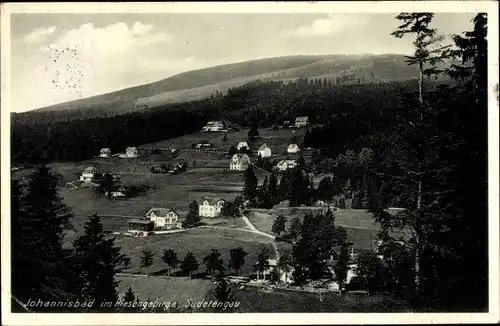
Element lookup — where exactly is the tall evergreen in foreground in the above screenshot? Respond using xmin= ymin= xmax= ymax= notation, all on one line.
xmin=73 ymin=214 xmax=123 ymax=311
xmin=11 ymin=166 xmax=75 ymax=311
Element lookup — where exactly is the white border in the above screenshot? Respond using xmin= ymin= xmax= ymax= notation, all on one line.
xmin=1 ymin=1 xmax=499 ymax=325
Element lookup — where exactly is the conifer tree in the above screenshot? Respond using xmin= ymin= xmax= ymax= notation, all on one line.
xmin=268 ymin=173 xmax=279 ymax=203
xmin=73 ymin=214 xmax=123 ymax=310
xmin=180 ymin=252 xmax=199 ymax=276
xmin=228 ymin=247 xmax=248 ymax=276
xmin=243 ymin=166 xmax=258 ymax=203
xmin=11 ymin=166 xmax=76 ymax=310
xmin=162 ymin=249 xmax=180 ymax=276
xmin=271 ymin=214 xmax=287 ymax=236
xmin=182 ymin=200 xmax=200 ymax=228
xmin=213 ymin=277 xmax=234 ymax=303
xmin=140 ymin=249 xmax=155 ymax=275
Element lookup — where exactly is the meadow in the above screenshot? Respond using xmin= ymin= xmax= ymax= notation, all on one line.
xmin=114 ymin=227 xmax=275 ymax=277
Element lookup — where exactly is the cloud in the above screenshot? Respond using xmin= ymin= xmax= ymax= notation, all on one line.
xmin=22 ymin=26 xmax=56 ymax=44
xmin=11 ymin=22 xmax=199 ymax=111
xmin=293 ymin=14 xmax=368 ymax=37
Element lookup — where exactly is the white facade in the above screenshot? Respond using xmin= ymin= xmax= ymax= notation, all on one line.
xmin=230 ymin=153 xmax=251 ymax=171
xmin=236 ymin=141 xmax=249 ymax=151
xmin=198 ymin=198 xmax=225 ymax=218
xmin=145 ymin=208 xmax=181 ymax=229
xmin=80 ymin=166 xmax=99 ymax=182
xmin=100 ymin=148 xmax=111 ymax=157
xmin=111 ymin=187 xmax=127 ymax=197
xmin=202 ymin=121 xmax=224 ymax=132
xmin=274 ymin=160 xmax=297 ymax=171
xmin=258 ymin=143 xmax=272 ymax=158
xmin=295 ymin=116 xmax=309 ymax=128
xmin=287 ymin=144 xmax=300 ymax=153
xmin=126 ymin=147 xmax=139 ymax=158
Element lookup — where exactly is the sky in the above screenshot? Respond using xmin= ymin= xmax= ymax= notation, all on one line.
xmin=9 ymin=12 xmax=477 ymax=112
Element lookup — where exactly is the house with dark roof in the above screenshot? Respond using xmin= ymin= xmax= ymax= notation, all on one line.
xmin=100 ymin=148 xmax=111 ymax=158
xmin=79 ymin=166 xmax=99 ymax=182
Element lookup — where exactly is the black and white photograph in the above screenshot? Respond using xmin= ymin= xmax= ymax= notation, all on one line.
xmin=1 ymin=2 xmax=499 ymax=325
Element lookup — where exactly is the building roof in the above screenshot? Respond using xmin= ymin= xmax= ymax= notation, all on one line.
xmin=295 ymin=116 xmax=309 ymax=122
xmin=258 ymin=143 xmax=270 ymax=151
xmin=126 ymin=147 xmax=137 ymax=151
xmin=114 ymin=186 xmax=127 ymax=192
xmin=83 ymin=166 xmax=98 ymax=172
xmin=278 ymin=160 xmax=297 ymax=165
xmin=288 ymin=143 xmax=299 ymax=149
xmin=237 ymin=141 xmax=249 ymax=146
xmin=128 ymin=219 xmax=154 ymax=225
xmin=145 ymin=208 xmax=178 ymax=217
xmin=201 ymin=197 xmax=225 ymax=206
xmin=232 ymin=153 xmax=250 ymax=160
xmin=100 ymin=148 xmax=111 ymax=152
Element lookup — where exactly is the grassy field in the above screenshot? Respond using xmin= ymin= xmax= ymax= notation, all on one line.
xmin=116 ymin=275 xmax=214 ymax=309
xmin=114 ymin=227 xmax=275 ymax=277
xmin=247 ymin=208 xmax=409 ymax=251
xmin=233 ymin=288 xmax=411 ymax=312
xmin=143 ymin=128 xmax=307 ymax=154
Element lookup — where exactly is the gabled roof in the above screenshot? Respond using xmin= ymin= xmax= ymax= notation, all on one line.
xmin=295 ymin=116 xmax=309 ymax=122
xmin=277 ymin=160 xmax=297 ymax=165
xmin=126 ymin=147 xmax=137 ymax=151
xmin=145 ymin=208 xmax=178 ymax=217
xmin=83 ymin=166 xmax=98 ymax=172
xmin=100 ymin=148 xmax=111 ymax=152
xmin=288 ymin=143 xmax=299 ymax=149
xmin=232 ymin=153 xmax=250 ymax=160
xmin=237 ymin=141 xmax=249 ymax=146
xmin=201 ymin=197 xmax=225 ymax=206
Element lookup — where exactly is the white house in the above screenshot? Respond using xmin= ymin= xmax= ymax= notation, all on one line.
xmin=202 ymin=121 xmax=224 ymax=132
xmin=230 ymin=153 xmax=251 ymax=171
xmin=111 ymin=186 xmax=127 ymax=198
xmin=274 ymin=160 xmax=297 ymax=172
xmin=100 ymin=148 xmax=111 ymax=158
xmin=257 ymin=143 xmax=272 ymax=158
xmin=294 ymin=116 xmax=309 ymax=128
xmin=260 ymin=259 xmax=294 ymax=284
xmin=236 ymin=141 xmax=249 ymax=151
xmin=126 ymin=147 xmax=139 ymax=158
xmin=79 ymin=166 xmax=99 ymax=182
xmin=287 ymin=144 xmax=300 ymax=153
xmin=145 ymin=208 xmax=181 ymax=230
xmin=198 ymin=198 xmax=225 ymax=218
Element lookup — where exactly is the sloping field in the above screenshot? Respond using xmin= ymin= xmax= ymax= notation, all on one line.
xmin=116 ymin=275 xmax=214 ymax=308
xmin=115 ymin=227 xmax=275 ymax=276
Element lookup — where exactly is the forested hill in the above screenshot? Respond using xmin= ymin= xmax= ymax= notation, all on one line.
xmin=16 ymin=54 xmax=450 ymax=120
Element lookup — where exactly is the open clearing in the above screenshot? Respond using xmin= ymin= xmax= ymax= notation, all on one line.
xmin=143 ymin=128 xmax=307 ymax=154
xmin=116 ymin=275 xmax=214 ymax=308
xmin=115 ymin=227 xmax=275 ymax=277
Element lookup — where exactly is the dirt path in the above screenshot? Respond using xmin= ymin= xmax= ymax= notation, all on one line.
xmin=240 ymin=214 xmax=279 ymax=260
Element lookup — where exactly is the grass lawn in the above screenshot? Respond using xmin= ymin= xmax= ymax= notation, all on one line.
xmin=233 ymin=288 xmax=411 ymax=312
xmin=114 ymin=228 xmax=274 ymax=277
xmin=116 ymin=275 xmax=214 ymax=309
xmin=143 ymin=128 xmax=307 ymax=154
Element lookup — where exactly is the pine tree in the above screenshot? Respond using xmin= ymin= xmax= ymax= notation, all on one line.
xmin=268 ymin=173 xmax=278 ymax=203
xmin=124 ymin=286 xmax=136 ymax=302
xmin=287 ymin=216 xmax=302 ymax=241
xmin=140 ymin=249 xmax=155 ymax=275
xmin=255 ymin=247 xmax=271 ymax=280
xmin=213 ymin=277 xmax=234 ymax=303
xmin=73 ymin=214 xmax=122 ymax=310
xmin=182 ymin=200 xmax=200 ymax=228
xmin=243 ymin=166 xmax=258 ymax=203
xmin=334 ymin=242 xmax=352 ymax=291
xmin=180 ymin=252 xmax=199 ymax=276
xmin=162 ymin=249 xmax=180 ymax=276
xmin=203 ymin=249 xmax=225 ymax=277
xmin=271 ymin=214 xmax=287 ymax=236
xmin=228 ymin=247 xmax=248 ymax=276
xmin=11 ymin=166 xmax=75 ymax=311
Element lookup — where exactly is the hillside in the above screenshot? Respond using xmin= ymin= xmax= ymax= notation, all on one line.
xmin=31 ymin=54 xmax=435 ymax=116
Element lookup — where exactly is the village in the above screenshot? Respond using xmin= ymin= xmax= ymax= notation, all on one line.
xmin=8 ymin=115 xmax=410 ymax=309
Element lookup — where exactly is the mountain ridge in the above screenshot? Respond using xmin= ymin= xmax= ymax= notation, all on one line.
xmin=29 ymin=53 xmax=429 ymax=116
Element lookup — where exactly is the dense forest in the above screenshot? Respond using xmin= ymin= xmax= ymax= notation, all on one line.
xmin=10 ymin=12 xmax=490 ymax=313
